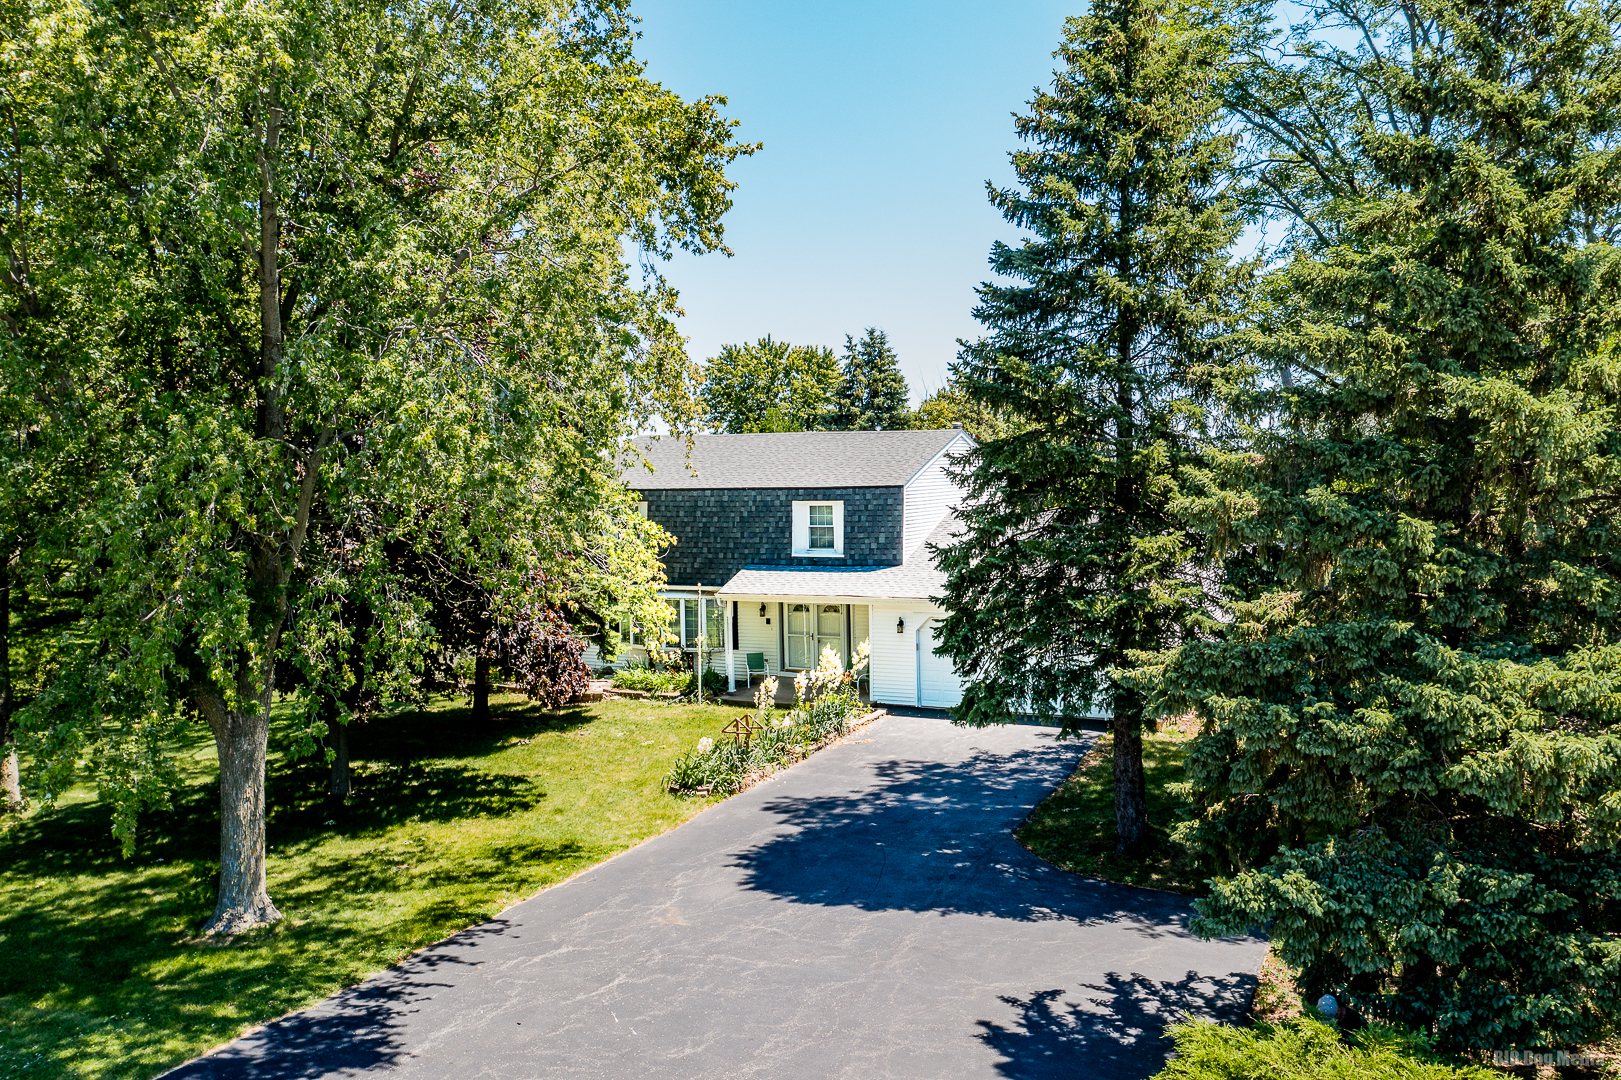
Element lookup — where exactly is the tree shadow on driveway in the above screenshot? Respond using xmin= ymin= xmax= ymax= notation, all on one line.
xmin=159 ymin=920 xmax=515 ymax=1079
xmin=730 ymin=743 xmax=1202 ymax=936
xmin=976 ymin=970 xmax=1256 ymax=1080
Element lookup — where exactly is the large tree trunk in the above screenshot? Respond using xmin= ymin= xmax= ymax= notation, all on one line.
xmin=190 ymin=93 xmax=288 ymax=936
xmin=196 ymin=689 xmax=282 ymax=935
xmin=1111 ymin=688 xmax=1149 ymax=853
xmin=0 ymin=555 xmax=20 ymax=814
xmin=328 ymin=712 xmax=350 ymax=801
xmin=472 ymin=653 xmax=490 ymax=723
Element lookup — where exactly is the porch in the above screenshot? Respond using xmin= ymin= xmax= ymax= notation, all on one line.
xmin=716 ymin=678 xmax=872 ymax=710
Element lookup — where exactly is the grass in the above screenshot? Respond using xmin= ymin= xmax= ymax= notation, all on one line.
xmin=1156 ymin=1016 xmax=1496 ymax=1080
xmin=0 ymin=694 xmax=736 ymax=1080
xmin=1015 ymin=729 xmax=1202 ymax=894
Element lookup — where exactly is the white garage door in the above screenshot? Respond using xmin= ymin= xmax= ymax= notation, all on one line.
xmin=915 ymin=616 xmax=961 ymax=708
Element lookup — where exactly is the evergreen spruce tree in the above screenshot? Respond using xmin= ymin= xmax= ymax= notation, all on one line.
xmin=1133 ymin=0 xmax=1621 ymax=1048
xmin=938 ymin=0 xmax=1245 ymax=851
xmin=829 ymin=328 xmax=912 ymax=430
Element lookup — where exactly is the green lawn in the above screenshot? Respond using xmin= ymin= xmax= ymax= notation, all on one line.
xmin=0 ymin=694 xmax=735 ymax=1080
xmin=1015 ymin=729 xmax=1203 ymax=895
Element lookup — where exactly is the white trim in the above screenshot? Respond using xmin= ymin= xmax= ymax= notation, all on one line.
xmin=791 ymin=500 xmax=845 ymax=557
xmin=900 ymin=431 xmax=974 ymax=489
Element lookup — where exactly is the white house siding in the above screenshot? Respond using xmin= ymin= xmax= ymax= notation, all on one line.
xmin=851 ymin=605 xmax=870 ymax=658
xmin=902 ymin=433 xmax=970 ymax=558
xmin=865 ymin=601 xmax=961 ymax=708
xmin=732 ymin=599 xmax=782 ymax=680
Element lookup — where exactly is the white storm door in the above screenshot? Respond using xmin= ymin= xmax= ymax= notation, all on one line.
xmin=786 ymin=603 xmax=816 ymax=669
xmin=815 ymin=604 xmax=845 ymax=668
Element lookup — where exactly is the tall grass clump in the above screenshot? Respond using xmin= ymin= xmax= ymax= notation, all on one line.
xmin=664 ymin=644 xmax=871 ymax=795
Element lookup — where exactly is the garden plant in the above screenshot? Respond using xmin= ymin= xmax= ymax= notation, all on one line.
xmin=665 ymin=644 xmax=872 ymax=795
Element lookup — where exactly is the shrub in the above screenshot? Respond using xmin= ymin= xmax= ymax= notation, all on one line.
xmin=1154 ymin=1018 xmax=1494 ymax=1080
xmin=500 ymin=605 xmax=590 ymax=707
xmin=612 ymin=665 xmax=689 ymax=695
xmin=663 ymin=649 xmax=872 ymax=795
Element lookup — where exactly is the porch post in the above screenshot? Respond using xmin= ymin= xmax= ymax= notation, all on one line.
xmin=724 ymin=597 xmax=735 ymax=692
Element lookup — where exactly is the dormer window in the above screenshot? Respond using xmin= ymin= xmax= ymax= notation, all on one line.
xmin=808 ymin=504 xmax=835 ymax=550
xmin=791 ymin=500 xmax=844 ymax=557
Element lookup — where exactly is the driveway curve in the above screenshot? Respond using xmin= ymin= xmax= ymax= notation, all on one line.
xmin=166 ymin=714 xmax=1265 ymax=1080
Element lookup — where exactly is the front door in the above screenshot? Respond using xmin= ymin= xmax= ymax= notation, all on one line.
xmin=786 ymin=602 xmax=845 ymax=670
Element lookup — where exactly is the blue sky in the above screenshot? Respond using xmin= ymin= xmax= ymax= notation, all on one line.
xmin=633 ymin=1 xmax=1079 ymax=404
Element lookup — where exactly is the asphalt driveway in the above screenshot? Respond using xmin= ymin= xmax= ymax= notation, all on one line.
xmin=166 ymin=714 xmax=1266 ymax=1080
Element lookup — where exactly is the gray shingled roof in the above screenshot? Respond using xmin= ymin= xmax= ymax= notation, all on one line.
xmin=718 ymin=514 xmax=964 ymax=601
xmin=624 ymin=429 xmax=967 ymax=490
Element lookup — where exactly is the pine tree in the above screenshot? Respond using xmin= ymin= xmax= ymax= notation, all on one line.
xmin=829 ymin=328 xmax=912 ymax=430
xmin=938 ymin=0 xmax=1245 ymax=851
xmin=1132 ymin=0 xmax=1621 ymax=1048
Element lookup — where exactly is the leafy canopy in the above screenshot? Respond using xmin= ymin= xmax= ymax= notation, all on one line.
xmin=699 ymin=336 xmax=840 ymax=433
xmin=8 ymin=0 xmax=751 ymax=848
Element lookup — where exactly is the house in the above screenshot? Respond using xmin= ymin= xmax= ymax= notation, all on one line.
xmin=598 ymin=427 xmax=974 ymax=709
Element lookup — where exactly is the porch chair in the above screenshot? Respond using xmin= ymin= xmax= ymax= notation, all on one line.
xmin=745 ymin=652 xmax=768 ymax=687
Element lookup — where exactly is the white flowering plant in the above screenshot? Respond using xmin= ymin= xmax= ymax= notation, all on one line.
xmin=663 ymin=643 xmax=873 ymax=797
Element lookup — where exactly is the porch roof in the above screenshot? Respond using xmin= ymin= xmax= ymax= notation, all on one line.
xmin=718 ymin=514 xmax=962 ymax=601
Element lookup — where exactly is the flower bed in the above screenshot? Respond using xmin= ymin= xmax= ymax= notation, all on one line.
xmin=665 ymin=643 xmax=874 ymax=796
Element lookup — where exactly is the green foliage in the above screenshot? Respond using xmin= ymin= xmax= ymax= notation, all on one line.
xmin=664 ymin=647 xmax=869 ymax=794
xmin=1131 ymin=0 xmax=1621 ymax=1051
xmin=3 ymin=0 xmax=749 ymax=860
xmin=611 ymin=665 xmax=690 ymax=695
xmin=0 ymin=695 xmax=731 ymax=1079
xmin=937 ymin=0 xmax=1247 ymax=850
xmin=699 ymin=336 xmax=841 ymax=433
xmin=697 ymin=667 xmax=727 ymax=697
xmin=913 ymin=380 xmax=1025 ymax=442
xmin=1152 ymin=1017 xmax=1494 ymax=1080
xmin=827 ymin=328 xmax=911 ymax=431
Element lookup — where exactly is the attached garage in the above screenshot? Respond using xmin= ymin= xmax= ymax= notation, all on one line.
xmin=717 ymin=516 xmax=968 ymax=711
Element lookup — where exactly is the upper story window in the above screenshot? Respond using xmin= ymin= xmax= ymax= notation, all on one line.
xmin=791 ymin=500 xmax=844 ymax=558
xmin=808 ymin=504 xmax=835 ymax=550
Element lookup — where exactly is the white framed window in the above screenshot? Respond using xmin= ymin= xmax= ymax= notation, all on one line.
xmin=661 ymin=595 xmax=724 ymax=651
xmin=635 ymin=501 xmax=649 ymax=517
xmin=791 ymin=500 xmax=844 ymax=557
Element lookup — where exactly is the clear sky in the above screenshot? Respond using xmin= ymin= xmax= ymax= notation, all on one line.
xmin=633 ymin=1 xmax=1079 ymax=405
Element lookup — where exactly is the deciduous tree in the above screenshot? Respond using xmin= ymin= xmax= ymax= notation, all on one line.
xmin=912 ymin=379 xmax=1025 ymax=441
xmin=699 ymin=336 xmax=839 ymax=433
xmin=11 ymin=0 xmax=747 ymax=934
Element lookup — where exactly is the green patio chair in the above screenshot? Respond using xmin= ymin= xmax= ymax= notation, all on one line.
xmin=746 ymin=652 xmax=768 ymax=686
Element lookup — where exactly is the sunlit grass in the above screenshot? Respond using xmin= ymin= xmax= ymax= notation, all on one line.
xmin=0 ymin=694 xmax=732 ymax=1079
xmin=1015 ymin=730 xmax=1203 ymax=895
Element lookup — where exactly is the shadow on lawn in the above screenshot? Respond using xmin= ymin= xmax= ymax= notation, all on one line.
xmin=1 ymin=698 xmax=593 ymax=878
xmin=975 ymin=969 xmax=1257 ymax=1080
xmin=0 ymin=698 xmax=597 ymax=1028
xmin=160 ymin=919 xmax=519 ymax=1079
